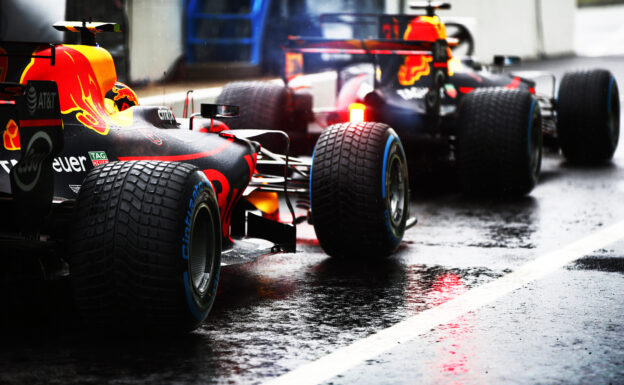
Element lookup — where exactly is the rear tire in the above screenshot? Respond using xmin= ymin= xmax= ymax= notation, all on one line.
xmin=556 ymin=69 xmax=620 ymax=164
xmin=68 ymin=161 xmax=221 ymax=332
xmin=457 ymin=88 xmax=542 ymax=197
xmin=215 ymin=81 xmax=287 ymax=131
xmin=310 ymin=122 xmax=409 ymax=259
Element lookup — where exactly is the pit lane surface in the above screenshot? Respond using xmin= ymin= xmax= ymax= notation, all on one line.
xmin=3 ymin=29 xmax=624 ymax=385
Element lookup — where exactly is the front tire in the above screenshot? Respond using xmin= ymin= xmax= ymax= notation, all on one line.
xmin=557 ymin=69 xmax=620 ymax=164
xmin=68 ymin=161 xmax=221 ymax=332
xmin=457 ymin=88 xmax=542 ymax=197
xmin=310 ymin=122 xmax=409 ymax=259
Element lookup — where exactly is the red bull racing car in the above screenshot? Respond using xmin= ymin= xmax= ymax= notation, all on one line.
xmin=0 ymin=22 xmax=410 ymax=331
xmin=216 ymin=1 xmax=620 ymax=197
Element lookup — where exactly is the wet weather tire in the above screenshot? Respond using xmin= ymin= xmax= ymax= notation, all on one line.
xmin=215 ymin=81 xmax=288 ymax=131
xmin=68 ymin=161 xmax=221 ymax=332
xmin=457 ymin=88 xmax=542 ymax=197
xmin=557 ymin=69 xmax=620 ymax=164
xmin=310 ymin=122 xmax=409 ymax=259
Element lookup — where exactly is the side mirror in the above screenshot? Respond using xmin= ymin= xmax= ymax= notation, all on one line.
xmin=200 ymin=104 xmax=240 ymax=119
xmin=493 ymin=55 xmax=521 ymax=67
xmin=189 ymin=104 xmax=240 ymax=131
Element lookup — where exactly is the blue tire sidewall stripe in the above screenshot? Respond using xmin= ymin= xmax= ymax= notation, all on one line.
xmin=182 ymin=179 xmax=213 ymax=321
xmin=382 ymin=133 xmax=403 ymax=247
xmin=184 ymin=271 xmax=207 ymax=321
xmin=381 ymin=134 xmax=396 ymax=199
xmin=607 ymin=76 xmax=615 ymax=116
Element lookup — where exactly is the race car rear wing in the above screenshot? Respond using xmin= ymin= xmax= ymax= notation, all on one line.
xmin=0 ymin=42 xmax=56 ymax=66
xmin=284 ymin=36 xmax=449 ymax=82
xmin=286 ymin=37 xmax=444 ymax=56
xmin=0 ymin=41 xmax=59 ymax=84
xmin=53 ymin=21 xmax=121 ymax=46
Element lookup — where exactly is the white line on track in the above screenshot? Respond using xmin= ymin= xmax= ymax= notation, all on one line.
xmin=264 ymin=220 xmax=624 ymax=385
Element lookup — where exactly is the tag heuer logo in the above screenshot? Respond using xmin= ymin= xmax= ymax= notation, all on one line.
xmin=88 ymin=151 xmax=109 ymax=167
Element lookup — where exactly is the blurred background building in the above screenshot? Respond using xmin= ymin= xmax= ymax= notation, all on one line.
xmin=0 ymin=0 xmax=620 ymax=84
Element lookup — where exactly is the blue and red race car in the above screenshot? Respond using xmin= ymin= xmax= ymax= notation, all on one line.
xmin=217 ymin=1 xmax=619 ymax=197
xmin=0 ymin=21 xmax=410 ymax=331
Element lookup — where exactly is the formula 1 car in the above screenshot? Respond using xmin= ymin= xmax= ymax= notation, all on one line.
xmin=0 ymin=22 xmax=409 ymax=331
xmin=216 ymin=1 xmax=620 ymax=197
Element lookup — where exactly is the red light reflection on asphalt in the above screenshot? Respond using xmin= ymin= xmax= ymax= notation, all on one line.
xmin=429 ymin=273 xmax=467 ymax=306
xmin=405 ymin=270 xmax=481 ymax=383
xmin=429 ymin=273 xmax=478 ymax=384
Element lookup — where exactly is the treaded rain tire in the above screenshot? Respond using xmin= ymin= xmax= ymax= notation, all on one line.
xmin=310 ymin=122 xmax=409 ymax=259
xmin=215 ymin=81 xmax=287 ymax=131
xmin=457 ymin=88 xmax=542 ymax=197
xmin=557 ymin=69 xmax=620 ymax=164
xmin=68 ymin=161 xmax=221 ymax=332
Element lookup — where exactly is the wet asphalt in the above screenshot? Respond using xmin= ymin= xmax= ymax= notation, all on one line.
xmin=1 ymin=54 xmax=624 ymax=385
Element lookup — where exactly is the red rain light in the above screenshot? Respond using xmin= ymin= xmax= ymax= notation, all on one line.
xmin=349 ymin=102 xmax=366 ymax=123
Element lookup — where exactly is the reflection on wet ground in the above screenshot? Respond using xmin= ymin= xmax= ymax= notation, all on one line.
xmin=333 ymin=265 xmax=624 ymax=385
xmin=0 ymin=244 xmax=505 ymax=384
xmin=426 ymin=274 xmax=475 ymax=384
xmin=192 ymin=252 xmax=506 ymax=383
xmin=407 ymin=177 xmax=540 ymax=249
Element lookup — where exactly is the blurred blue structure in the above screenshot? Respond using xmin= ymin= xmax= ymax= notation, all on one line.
xmin=186 ymin=0 xmax=271 ymax=64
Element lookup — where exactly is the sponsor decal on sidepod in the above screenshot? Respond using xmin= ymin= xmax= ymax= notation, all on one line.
xmin=88 ymin=151 xmax=109 ymax=166
xmin=1 ymin=155 xmax=92 ymax=174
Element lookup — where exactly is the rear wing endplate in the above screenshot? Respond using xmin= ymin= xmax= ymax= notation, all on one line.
xmin=1 ymin=80 xmax=64 ymax=233
xmin=0 ymin=42 xmax=57 ymax=66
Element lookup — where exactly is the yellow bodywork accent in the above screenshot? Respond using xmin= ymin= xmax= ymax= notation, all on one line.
xmin=245 ymin=190 xmax=279 ymax=214
xmin=104 ymin=98 xmax=117 ymax=115
xmin=3 ymin=119 xmax=20 ymax=151
xmin=110 ymin=106 xmax=135 ymax=127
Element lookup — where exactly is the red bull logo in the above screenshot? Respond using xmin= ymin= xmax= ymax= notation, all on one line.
xmin=398 ymin=56 xmax=432 ymax=86
xmin=398 ymin=16 xmax=447 ymax=86
xmin=3 ymin=119 xmax=20 ymax=150
xmin=108 ymin=82 xmax=139 ymax=112
xmin=20 ymin=45 xmax=117 ymax=135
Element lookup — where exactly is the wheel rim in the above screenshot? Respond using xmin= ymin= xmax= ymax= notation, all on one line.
xmin=386 ymin=154 xmax=406 ymax=228
xmin=189 ymin=203 xmax=215 ymax=295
